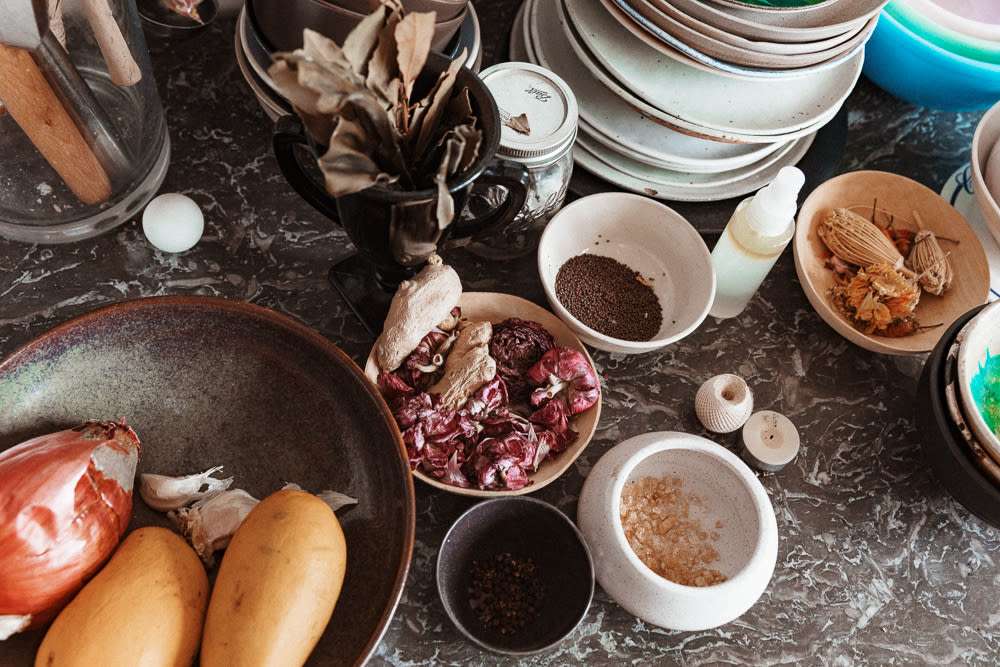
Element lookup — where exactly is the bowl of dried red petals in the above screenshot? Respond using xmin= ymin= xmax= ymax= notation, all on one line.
xmin=577 ymin=431 xmax=778 ymax=631
xmin=365 ymin=263 xmax=602 ymax=497
xmin=436 ymin=496 xmax=594 ymax=655
xmin=793 ymin=170 xmax=990 ymax=355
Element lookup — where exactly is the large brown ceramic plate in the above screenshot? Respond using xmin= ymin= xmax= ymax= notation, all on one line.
xmin=365 ymin=292 xmax=602 ymax=498
xmin=0 ymin=296 xmax=415 ymax=666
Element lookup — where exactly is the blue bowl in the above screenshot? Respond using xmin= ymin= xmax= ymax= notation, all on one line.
xmin=863 ymin=10 xmax=1000 ymax=111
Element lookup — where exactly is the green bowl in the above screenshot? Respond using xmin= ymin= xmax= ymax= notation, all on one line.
xmin=887 ymin=0 xmax=1000 ymax=64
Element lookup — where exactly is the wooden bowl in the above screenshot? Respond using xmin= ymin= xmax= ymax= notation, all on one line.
xmin=365 ymin=292 xmax=602 ymax=498
xmin=0 ymin=297 xmax=415 ymax=666
xmin=793 ymin=170 xmax=990 ymax=355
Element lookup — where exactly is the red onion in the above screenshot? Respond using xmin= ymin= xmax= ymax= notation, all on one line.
xmin=0 ymin=420 xmax=141 ymax=638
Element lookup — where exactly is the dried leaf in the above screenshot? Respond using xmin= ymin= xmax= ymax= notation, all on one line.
xmin=302 ymin=28 xmax=352 ymax=74
xmin=413 ymin=49 xmax=468 ymax=157
xmin=366 ymin=12 xmax=402 ymax=105
xmin=342 ymin=4 xmax=387 ymax=75
xmin=395 ymin=11 xmax=436 ymax=99
xmin=319 ymin=118 xmax=397 ymax=197
xmin=268 ymin=60 xmax=333 ymax=142
xmin=339 ymin=91 xmax=410 ymax=183
xmin=442 ymin=86 xmax=474 ymax=129
xmin=504 ymin=113 xmax=531 ymax=135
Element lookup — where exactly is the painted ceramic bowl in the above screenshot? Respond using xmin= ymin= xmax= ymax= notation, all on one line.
xmin=364 ymin=292 xmax=602 ymax=498
xmin=436 ymin=497 xmax=594 ymax=655
xmin=916 ymin=304 xmax=1000 ymax=528
xmin=863 ymin=9 xmax=1000 ymax=111
xmin=970 ymin=100 xmax=1000 ymax=249
xmin=537 ymin=193 xmax=715 ymax=355
xmin=957 ymin=301 xmax=1000 ymax=462
xmin=577 ymin=432 xmax=778 ymax=631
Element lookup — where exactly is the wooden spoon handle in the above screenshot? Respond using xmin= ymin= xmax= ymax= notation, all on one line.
xmin=0 ymin=45 xmax=112 ymax=205
xmin=81 ymin=0 xmax=141 ymax=87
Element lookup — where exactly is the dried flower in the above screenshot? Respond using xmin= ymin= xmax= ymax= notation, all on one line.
xmin=830 ymin=262 xmax=921 ymax=336
xmin=907 ymin=211 xmax=954 ymax=296
xmin=818 ymin=208 xmax=905 ymax=269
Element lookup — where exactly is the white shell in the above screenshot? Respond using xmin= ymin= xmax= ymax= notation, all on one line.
xmin=695 ymin=374 xmax=754 ymax=433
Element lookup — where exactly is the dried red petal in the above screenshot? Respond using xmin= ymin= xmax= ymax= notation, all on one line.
xmin=527 ymin=347 xmax=600 ymax=415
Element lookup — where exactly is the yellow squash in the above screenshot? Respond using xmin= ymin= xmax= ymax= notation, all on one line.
xmin=201 ymin=489 xmax=347 ymax=667
xmin=35 ymin=527 xmax=209 ymax=667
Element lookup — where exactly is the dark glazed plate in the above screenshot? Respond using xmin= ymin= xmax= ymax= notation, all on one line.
xmin=436 ymin=497 xmax=595 ymax=655
xmin=0 ymin=296 xmax=415 ymax=666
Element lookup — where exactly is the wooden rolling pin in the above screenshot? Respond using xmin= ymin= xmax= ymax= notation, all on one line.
xmin=0 ymin=44 xmax=112 ymax=204
xmin=82 ymin=0 xmax=141 ymax=87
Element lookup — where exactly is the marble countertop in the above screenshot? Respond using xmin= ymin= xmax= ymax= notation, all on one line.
xmin=1 ymin=2 xmax=998 ymax=665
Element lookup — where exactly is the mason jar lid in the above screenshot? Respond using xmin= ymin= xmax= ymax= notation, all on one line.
xmin=480 ymin=62 xmax=579 ymax=168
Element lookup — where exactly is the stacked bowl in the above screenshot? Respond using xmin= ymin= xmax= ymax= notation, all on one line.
xmin=235 ymin=0 xmax=483 ymax=121
xmin=510 ymin=0 xmax=880 ymax=202
xmin=865 ymin=0 xmax=1000 ymax=110
xmin=918 ymin=301 xmax=1000 ymax=528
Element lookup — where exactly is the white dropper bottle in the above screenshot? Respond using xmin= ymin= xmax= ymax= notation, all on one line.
xmin=709 ymin=166 xmax=805 ymax=319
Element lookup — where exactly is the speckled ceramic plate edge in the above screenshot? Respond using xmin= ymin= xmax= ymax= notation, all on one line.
xmin=0 ymin=295 xmax=417 ymax=667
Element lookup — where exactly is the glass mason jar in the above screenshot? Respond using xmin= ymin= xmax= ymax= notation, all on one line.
xmin=463 ymin=62 xmax=578 ymax=260
xmin=0 ymin=0 xmax=169 ymax=243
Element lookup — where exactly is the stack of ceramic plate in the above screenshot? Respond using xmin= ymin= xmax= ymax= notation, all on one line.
xmin=511 ymin=0 xmax=872 ymax=201
xmin=235 ymin=2 xmax=482 ymax=122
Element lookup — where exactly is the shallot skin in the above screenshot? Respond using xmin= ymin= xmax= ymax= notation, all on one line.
xmin=0 ymin=421 xmax=140 ymax=630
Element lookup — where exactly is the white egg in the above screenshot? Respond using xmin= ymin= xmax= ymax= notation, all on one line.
xmin=142 ymin=193 xmax=204 ymax=253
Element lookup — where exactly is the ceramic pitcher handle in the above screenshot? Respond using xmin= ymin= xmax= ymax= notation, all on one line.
xmin=272 ymin=115 xmax=341 ymax=224
xmin=450 ymin=159 xmax=531 ymax=238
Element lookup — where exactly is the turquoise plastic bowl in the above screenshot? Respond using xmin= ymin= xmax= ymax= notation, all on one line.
xmin=887 ymin=1 xmax=1000 ymax=64
xmin=863 ymin=10 xmax=1000 ymax=111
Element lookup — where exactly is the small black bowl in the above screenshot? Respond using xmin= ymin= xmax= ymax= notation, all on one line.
xmin=436 ymin=497 xmax=594 ymax=656
xmin=917 ymin=303 xmax=1000 ymax=528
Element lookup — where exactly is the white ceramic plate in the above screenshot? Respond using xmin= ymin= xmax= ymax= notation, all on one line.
xmin=957 ymin=301 xmax=1000 ymax=462
xmin=701 ymin=0 xmax=887 ymax=34
xmin=533 ymin=0 xmax=838 ymax=147
xmin=606 ymin=0 xmax=873 ymax=78
xmin=509 ymin=0 xmax=528 ymax=60
xmin=573 ymin=131 xmax=814 ymax=202
xmin=562 ymin=0 xmax=864 ymax=137
xmin=576 ymin=130 xmax=807 ymax=189
xmin=939 ymin=164 xmax=1000 ymax=301
xmin=665 ymin=0 xmax=876 ymax=43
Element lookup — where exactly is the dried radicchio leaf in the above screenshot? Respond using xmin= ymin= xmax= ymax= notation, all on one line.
xmin=395 ymin=11 xmax=436 ymax=99
xmin=504 ymin=113 xmax=531 ymax=135
xmin=527 ymin=347 xmax=600 ymax=415
xmin=490 ymin=318 xmax=555 ymax=402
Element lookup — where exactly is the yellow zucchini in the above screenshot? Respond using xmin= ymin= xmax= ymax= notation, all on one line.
xmin=201 ymin=489 xmax=347 ymax=667
xmin=35 ymin=527 xmax=209 ymax=667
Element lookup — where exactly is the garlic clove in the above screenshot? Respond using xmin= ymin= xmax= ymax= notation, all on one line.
xmin=0 ymin=615 xmax=31 ymax=641
xmin=281 ymin=483 xmax=358 ymax=512
xmin=168 ymin=489 xmax=258 ymax=566
xmin=140 ymin=466 xmax=234 ymax=512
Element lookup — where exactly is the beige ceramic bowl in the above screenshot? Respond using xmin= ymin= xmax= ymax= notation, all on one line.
xmin=793 ymin=170 xmax=990 ymax=355
xmin=365 ymin=292 xmax=601 ymax=498
xmin=971 ymin=100 xmax=1000 ymax=249
xmin=537 ymin=193 xmax=715 ymax=355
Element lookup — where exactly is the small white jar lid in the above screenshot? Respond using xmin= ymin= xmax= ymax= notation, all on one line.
xmin=480 ymin=61 xmax=579 ymax=168
xmin=740 ymin=410 xmax=800 ymax=472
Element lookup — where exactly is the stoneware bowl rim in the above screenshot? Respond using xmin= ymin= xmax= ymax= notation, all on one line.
xmin=971 ymin=100 xmax=1000 ymax=243
xmin=0 ymin=295 xmax=416 ymax=667
xmin=606 ymin=432 xmax=775 ymax=594
xmin=435 ymin=496 xmax=596 ymax=656
xmin=956 ymin=300 xmax=1000 ymax=459
xmin=537 ymin=192 xmax=716 ymax=352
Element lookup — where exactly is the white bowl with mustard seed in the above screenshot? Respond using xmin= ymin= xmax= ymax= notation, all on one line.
xmin=577 ymin=431 xmax=778 ymax=631
xmin=537 ymin=193 xmax=715 ymax=355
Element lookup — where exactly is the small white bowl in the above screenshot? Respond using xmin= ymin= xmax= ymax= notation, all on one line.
xmin=537 ymin=193 xmax=715 ymax=354
xmin=957 ymin=300 xmax=1000 ymax=464
xmin=577 ymin=431 xmax=778 ymax=631
xmin=971 ymin=100 xmax=1000 ymax=249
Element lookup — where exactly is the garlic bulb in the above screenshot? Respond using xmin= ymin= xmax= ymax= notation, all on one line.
xmin=140 ymin=466 xmax=234 ymax=511
xmin=169 ymin=489 xmax=259 ymax=566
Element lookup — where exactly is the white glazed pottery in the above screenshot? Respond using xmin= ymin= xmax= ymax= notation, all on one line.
xmin=577 ymin=431 xmax=778 ymax=631
xmin=956 ymin=300 xmax=1000 ymax=463
xmin=695 ymin=374 xmax=754 ymax=433
xmin=971 ymin=101 xmax=1000 ymax=249
xmin=537 ymin=193 xmax=715 ymax=354
xmin=562 ymin=0 xmax=864 ymax=137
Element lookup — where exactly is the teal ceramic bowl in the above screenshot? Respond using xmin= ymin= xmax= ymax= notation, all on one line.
xmin=887 ymin=1 xmax=1000 ymax=64
xmin=863 ymin=10 xmax=1000 ymax=110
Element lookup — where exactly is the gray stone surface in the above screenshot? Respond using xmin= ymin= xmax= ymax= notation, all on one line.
xmin=0 ymin=2 xmax=997 ymax=665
